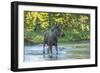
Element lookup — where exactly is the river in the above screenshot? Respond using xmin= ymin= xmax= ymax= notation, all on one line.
xmin=24 ymin=41 xmax=90 ymax=62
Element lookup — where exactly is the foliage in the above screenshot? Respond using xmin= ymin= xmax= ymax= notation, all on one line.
xmin=24 ymin=11 xmax=90 ymax=44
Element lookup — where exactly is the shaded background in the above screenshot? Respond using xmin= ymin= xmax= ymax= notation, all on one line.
xmin=24 ymin=11 xmax=90 ymax=44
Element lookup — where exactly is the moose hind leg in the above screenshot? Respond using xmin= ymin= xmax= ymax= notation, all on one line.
xmin=43 ymin=43 xmax=45 ymax=54
xmin=49 ymin=46 xmax=52 ymax=57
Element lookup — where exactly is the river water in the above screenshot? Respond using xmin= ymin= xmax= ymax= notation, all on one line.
xmin=24 ymin=41 xmax=90 ymax=62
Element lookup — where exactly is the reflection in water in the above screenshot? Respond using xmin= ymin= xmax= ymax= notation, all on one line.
xmin=43 ymin=53 xmax=58 ymax=60
xmin=24 ymin=42 xmax=90 ymax=62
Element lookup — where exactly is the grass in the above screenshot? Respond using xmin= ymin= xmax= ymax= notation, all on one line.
xmin=24 ymin=31 xmax=90 ymax=44
xmin=68 ymin=50 xmax=90 ymax=54
xmin=66 ymin=47 xmax=90 ymax=59
xmin=72 ymin=45 xmax=90 ymax=48
xmin=24 ymin=31 xmax=43 ymax=44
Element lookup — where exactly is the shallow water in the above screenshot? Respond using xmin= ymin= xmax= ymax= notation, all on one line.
xmin=24 ymin=42 xmax=90 ymax=62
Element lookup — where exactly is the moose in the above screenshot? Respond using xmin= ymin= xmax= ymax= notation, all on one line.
xmin=43 ymin=25 xmax=65 ymax=56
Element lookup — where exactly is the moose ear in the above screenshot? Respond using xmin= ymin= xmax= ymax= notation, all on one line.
xmin=59 ymin=24 xmax=63 ymax=28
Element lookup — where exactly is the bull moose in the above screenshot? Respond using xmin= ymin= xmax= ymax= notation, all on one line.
xmin=43 ymin=25 xmax=65 ymax=56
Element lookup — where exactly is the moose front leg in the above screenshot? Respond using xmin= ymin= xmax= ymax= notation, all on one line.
xmin=55 ymin=44 xmax=58 ymax=55
xmin=49 ymin=46 xmax=52 ymax=57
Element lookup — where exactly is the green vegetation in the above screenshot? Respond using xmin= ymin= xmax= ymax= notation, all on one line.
xmin=64 ymin=44 xmax=90 ymax=59
xmin=72 ymin=45 xmax=90 ymax=48
xmin=24 ymin=11 xmax=90 ymax=44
